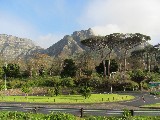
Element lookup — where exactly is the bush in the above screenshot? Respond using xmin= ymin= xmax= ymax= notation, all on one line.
xmin=47 ymin=88 xmax=54 ymax=97
xmin=70 ymin=89 xmax=78 ymax=95
xmin=79 ymin=86 xmax=91 ymax=99
xmin=44 ymin=112 xmax=76 ymax=120
xmin=0 ymin=111 xmax=160 ymax=120
xmin=150 ymin=91 xmax=160 ymax=95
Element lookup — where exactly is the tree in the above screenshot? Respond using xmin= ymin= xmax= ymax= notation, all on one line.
xmin=3 ymin=63 xmax=20 ymax=78
xmin=115 ymin=33 xmax=150 ymax=72
xmin=25 ymin=53 xmax=53 ymax=77
xmin=95 ymin=59 xmax=118 ymax=76
xmin=54 ymin=84 xmax=61 ymax=96
xmin=49 ymin=57 xmax=63 ymax=76
xmin=130 ymin=49 xmax=146 ymax=70
xmin=144 ymin=45 xmax=159 ymax=72
xmin=81 ymin=33 xmax=150 ymax=77
xmin=74 ymin=52 xmax=95 ymax=78
xmin=61 ymin=59 xmax=77 ymax=78
xmin=130 ymin=69 xmax=146 ymax=90
xmin=61 ymin=77 xmax=74 ymax=88
xmin=130 ymin=44 xmax=160 ymax=72
xmin=46 ymin=78 xmax=61 ymax=96
xmin=104 ymin=33 xmax=121 ymax=76
xmin=81 ymin=36 xmax=108 ymax=77
xmin=21 ymin=84 xmax=31 ymax=97
xmin=79 ymin=85 xmax=91 ymax=99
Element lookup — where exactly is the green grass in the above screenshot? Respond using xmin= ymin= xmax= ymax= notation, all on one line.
xmin=0 ymin=94 xmax=134 ymax=104
xmin=141 ymin=103 xmax=160 ymax=108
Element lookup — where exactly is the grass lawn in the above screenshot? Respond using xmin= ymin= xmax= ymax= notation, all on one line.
xmin=141 ymin=103 xmax=160 ymax=108
xmin=0 ymin=94 xmax=134 ymax=104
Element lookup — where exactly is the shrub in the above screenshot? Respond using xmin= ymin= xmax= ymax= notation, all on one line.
xmin=150 ymin=91 xmax=160 ymax=95
xmin=47 ymin=88 xmax=54 ymax=97
xmin=79 ymin=86 xmax=91 ymax=99
xmin=44 ymin=112 xmax=76 ymax=120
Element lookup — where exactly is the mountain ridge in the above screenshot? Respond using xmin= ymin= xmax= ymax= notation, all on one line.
xmin=0 ymin=28 xmax=149 ymax=61
xmin=0 ymin=28 xmax=95 ymax=60
xmin=45 ymin=28 xmax=95 ymax=58
xmin=0 ymin=34 xmax=44 ymax=61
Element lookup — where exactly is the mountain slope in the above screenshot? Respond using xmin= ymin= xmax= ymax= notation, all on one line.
xmin=0 ymin=34 xmax=43 ymax=61
xmin=46 ymin=28 xmax=95 ymax=58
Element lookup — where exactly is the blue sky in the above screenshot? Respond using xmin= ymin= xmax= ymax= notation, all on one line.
xmin=0 ymin=0 xmax=160 ymax=48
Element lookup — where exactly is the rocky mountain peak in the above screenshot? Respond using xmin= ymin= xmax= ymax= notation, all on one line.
xmin=0 ymin=34 xmax=43 ymax=61
xmin=46 ymin=28 xmax=95 ymax=58
xmin=72 ymin=28 xmax=94 ymax=37
xmin=0 ymin=28 xmax=95 ymax=60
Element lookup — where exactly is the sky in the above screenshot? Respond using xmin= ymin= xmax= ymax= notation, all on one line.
xmin=0 ymin=0 xmax=159 ymax=48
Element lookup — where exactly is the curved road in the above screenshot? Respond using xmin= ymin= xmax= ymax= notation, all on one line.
xmin=119 ymin=92 xmax=160 ymax=107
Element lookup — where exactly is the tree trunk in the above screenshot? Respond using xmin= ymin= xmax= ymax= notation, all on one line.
xmin=108 ymin=56 xmax=111 ymax=77
xmin=124 ymin=50 xmax=127 ymax=72
xmin=29 ymin=69 xmax=32 ymax=78
xmin=139 ymin=82 xmax=142 ymax=91
xmin=103 ymin=60 xmax=106 ymax=78
xmin=147 ymin=53 xmax=151 ymax=72
xmin=119 ymin=63 xmax=122 ymax=72
xmin=154 ymin=53 xmax=157 ymax=66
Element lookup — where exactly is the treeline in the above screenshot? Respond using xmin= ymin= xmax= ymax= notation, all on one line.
xmin=0 ymin=33 xmax=159 ymax=94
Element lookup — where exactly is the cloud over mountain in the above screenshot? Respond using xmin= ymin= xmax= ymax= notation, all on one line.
xmin=79 ymin=0 xmax=160 ymax=45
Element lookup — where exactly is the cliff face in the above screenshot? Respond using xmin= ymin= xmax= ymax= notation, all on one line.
xmin=0 ymin=34 xmax=43 ymax=61
xmin=46 ymin=28 xmax=95 ymax=58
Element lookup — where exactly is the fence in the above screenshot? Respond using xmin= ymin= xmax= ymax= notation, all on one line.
xmin=0 ymin=106 xmax=160 ymax=117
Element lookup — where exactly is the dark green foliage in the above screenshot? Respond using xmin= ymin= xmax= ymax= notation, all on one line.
xmin=79 ymin=85 xmax=91 ymax=99
xmin=61 ymin=59 xmax=77 ymax=78
xmin=95 ymin=59 xmax=118 ymax=76
xmin=85 ymin=116 xmax=160 ymax=120
xmin=75 ymin=77 xmax=90 ymax=86
xmin=44 ymin=112 xmax=76 ymax=120
xmin=88 ymin=76 xmax=103 ymax=88
xmin=0 ymin=111 xmax=160 ymax=120
xmin=0 ymin=111 xmax=76 ymax=120
xmin=130 ymin=69 xmax=146 ymax=90
xmin=150 ymin=91 xmax=160 ymax=95
xmin=21 ymin=84 xmax=31 ymax=96
xmin=82 ymin=69 xmax=92 ymax=77
xmin=7 ymin=79 xmax=24 ymax=89
xmin=113 ymin=80 xmax=138 ymax=91
xmin=153 ymin=66 xmax=160 ymax=73
xmin=39 ymin=65 xmax=46 ymax=76
xmin=61 ymin=77 xmax=74 ymax=87
xmin=123 ymin=109 xmax=132 ymax=119
xmin=54 ymin=84 xmax=61 ymax=96
xmin=3 ymin=63 xmax=20 ymax=78
xmin=0 ymin=67 xmax=4 ymax=79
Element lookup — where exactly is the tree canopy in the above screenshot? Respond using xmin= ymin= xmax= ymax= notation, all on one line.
xmin=60 ymin=59 xmax=77 ymax=78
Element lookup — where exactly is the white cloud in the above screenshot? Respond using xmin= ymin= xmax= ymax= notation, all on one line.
xmin=79 ymin=0 xmax=160 ymax=45
xmin=36 ymin=33 xmax=63 ymax=49
xmin=92 ymin=24 xmax=120 ymax=36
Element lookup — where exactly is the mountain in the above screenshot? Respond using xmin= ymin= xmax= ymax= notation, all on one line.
xmin=0 ymin=29 xmax=95 ymax=61
xmin=0 ymin=34 xmax=43 ymax=61
xmin=45 ymin=28 xmax=95 ymax=58
xmin=0 ymin=29 xmax=150 ymax=61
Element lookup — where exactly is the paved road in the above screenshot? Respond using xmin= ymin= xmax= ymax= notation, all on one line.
xmin=119 ymin=92 xmax=160 ymax=107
